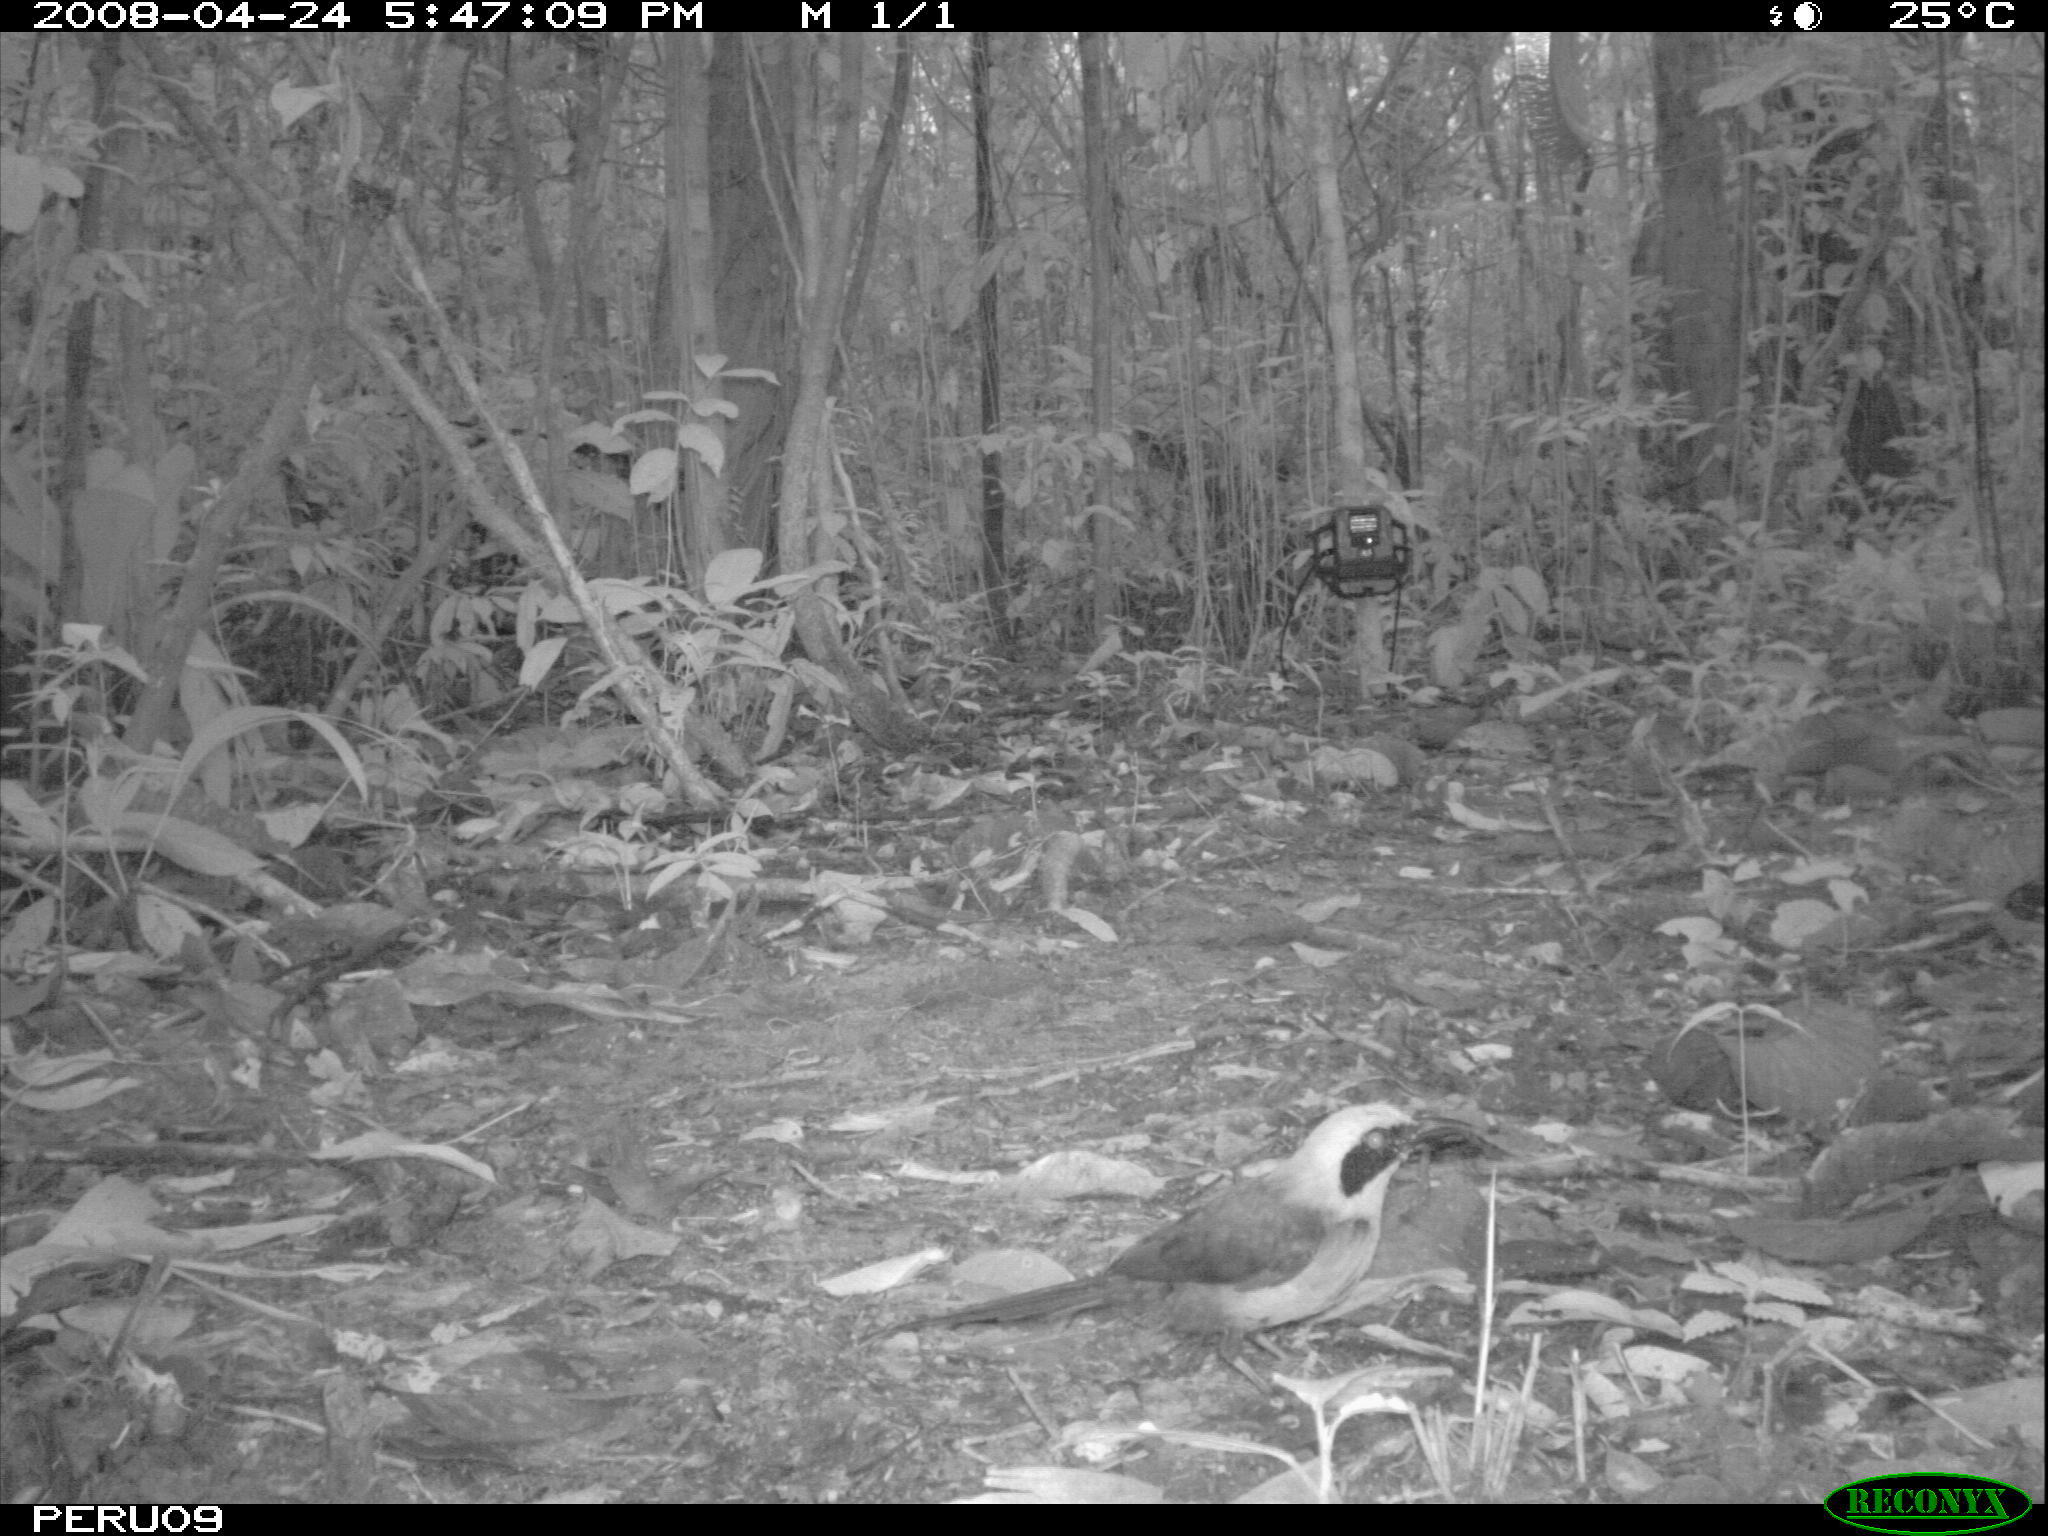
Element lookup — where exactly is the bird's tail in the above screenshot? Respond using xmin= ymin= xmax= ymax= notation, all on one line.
xmin=888 ymin=1277 xmax=1118 ymax=1333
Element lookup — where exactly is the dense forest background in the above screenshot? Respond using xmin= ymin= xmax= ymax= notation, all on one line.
xmin=2 ymin=33 xmax=2037 ymax=790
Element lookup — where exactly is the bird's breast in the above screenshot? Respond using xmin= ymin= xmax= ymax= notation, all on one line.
xmin=1163 ymin=1217 xmax=1383 ymax=1333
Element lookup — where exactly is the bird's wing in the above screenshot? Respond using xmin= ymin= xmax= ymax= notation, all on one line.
xmin=1108 ymin=1184 xmax=1326 ymax=1288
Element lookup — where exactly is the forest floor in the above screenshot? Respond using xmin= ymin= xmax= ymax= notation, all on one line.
xmin=4 ymin=662 xmax=2041 ymax=1504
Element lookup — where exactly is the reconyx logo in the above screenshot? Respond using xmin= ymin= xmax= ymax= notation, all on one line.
xmin=1825 ymin=1472 xmax=2032 ymax=1534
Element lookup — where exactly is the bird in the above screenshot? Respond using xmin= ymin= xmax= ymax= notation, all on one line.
xmin=890 ymin=1103 xmax=1429 ymax=1338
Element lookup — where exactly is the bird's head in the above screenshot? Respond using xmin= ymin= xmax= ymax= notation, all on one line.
xmin=1288 ymin=1103 xmax=1423 ymax=1216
